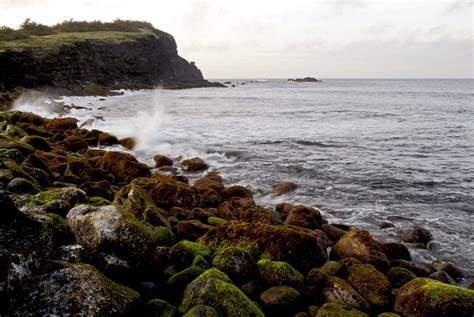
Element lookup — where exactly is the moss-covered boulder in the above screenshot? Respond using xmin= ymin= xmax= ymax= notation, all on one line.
xmin=154 ymin=154 xmax=173 ymax=167
xmin=284 ymin=205 xmax=323 ymax=229
xmin=100 ymin=151 xmax=150 ymax=184
xmin=8 ymin=263 xmax=139 ymax=316
xmin=331 ymin=230 xmax=389 ymax=272
xmin=144 ymin=298 xmax=177 ymax=317
xmin=304 ymin=268 xmax=328 ymax=303
xmin=257 ymin=259 xmax=304 ymax=288
xmin=183 ymin=304 xmax=219 ymax=317
xmin=316 ymin=302 xmax=368 ymax=317
xmin=181 ymin=157 xmax=208 ymax=172
xmin=171 ymin=240 xmax=213 ymax=268
xmin=199 ymin=221 xmax=327 ymax=273
xmin=7 ymin=177 xmax=41 ymax=194
xmin=323 ymin=276 xmax=371 ymax=312
xmin=240 ymin=207 xmax=283 ymax=225
xmin=394 ymin=278 xmax=474 ymax=317
xmin=174 ymin=219 xmax=213 ymax=241
xmin=167 ymin=266 xmax=206 ymax=295
xmin=67 ymin=204 xmax=167 ymax=271
xmin=259 ymin=286 xmax=302 ymax=315
xmin=347 ymin=264 xmax=391 ymax=307
xmin=387 ymin=267 xmax=417 ymax=288
xmin=213 ymin=246 xmax=257 ymax=281
xmin=179 ymin=268 xmax=264 ymax=316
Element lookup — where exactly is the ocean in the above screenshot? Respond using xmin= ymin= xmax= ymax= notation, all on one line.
xmin=14 ymin=78 xmax=474 ymax=283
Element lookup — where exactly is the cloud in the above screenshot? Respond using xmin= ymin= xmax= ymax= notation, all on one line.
xmin=445 ymin=0 xmax=474 ymax=13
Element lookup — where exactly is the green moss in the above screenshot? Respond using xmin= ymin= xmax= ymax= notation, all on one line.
xmin=207 ymin=216 xmax=226 ymax=225
xmin=192 ymin=254 xmax=210 ymax=269
xmin=171 ymin=240 xmax=213 ymax=267
xmin=152 ymin=226 xmax=176 ymax=247
xmin=420 ymin=279 xmax=474 ymax=304
xmin=88 ymin=196 xmax=112 ymax=206
xmin=167 ymin=266 xmax=205 ymax=293
xmin=183 ymin=304 xmax=219 ymax=317
xmin=316 ymin=302 xmax=368 ymax=317
xmin=179 ymin=268 xmax=264 ymax=317
xmin=145 ymin=299 xmax=177 ymax=317
xmin=257 ymin=259 xmax=304 ymax=287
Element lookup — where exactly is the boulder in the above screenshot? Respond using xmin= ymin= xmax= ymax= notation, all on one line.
xmin=98 ymin=132 xmax=119 ymax=146
xmin=174 ymin=220 xmax=213 ymax=241
xmin=260 ymin=286 xmax=302 ymax=315
xmin=316 ymin=302 xmax=368 ymax=317
xmin=431 ymin=260 xmax=464 ymax=281
xmin=64 ymin=135 xmax=88 ymax=152
xmin=380 ymin=241 xmax=411 ymax=261
xmin=387 ymin=267 xmax=417 ymax=288
xmin=179 ymin=268 xmax=264 ymax=316
xmin=171 ymin=240 xmax=212 ymax=268
xmin=100 ymin=151 xmax=150 ymax=184
xmin=347 ymin=264 xmax=391 ymax=307
xmin=181 ymin=157 xmax=208 ymax=172
xmin=154 ymin=154 xmax=173 ymax=167
xmin=331 ymin=230 xmax=389 ymax=272
xmin=321 ymin=224 xmax=348 ymax=242
xmin=8 ymin=263 xmax=139 ymax=316
xmin=323 ymin=276 xmax=371 ymax=312
xmin=398 ymin=225 xmax=433 ymax=245
xmin=199 ymin=221 xmax=328 ymax=273
xmin=7 ymin=177 xmax=41 ymax=194
xmin=183 ymin=305 xmax=219 ymax=317
xmin=304 ymin=268 xmax=328 ymax=302
xmin=394 ymin=278 xmax=474 ymax=317
xmin=119 ymin=137 xmax=136 ymax=150
xmin=212 ymin=246 xmax=257 ymax=281
xmin=67 ymin=204 xmax=166 ymax=271
xmin=167 ymin=266 xmax=205 ymax=295
xmin=79 ymin=180 xmax=114 ymax=201
xmin=272 ymin=181 xmax=297 ymax=195
xmin=389 ymin=259 xmax=432 ymax=277
xmin=144 ymin=298 xmax=177 ymax=317
xmin=241 ymin=207 xmax=283 ymax=225
xmin=284 ymin=205 xmax=323 ymax=229
xmin=257 ymin=259 xmax=304 ymax=288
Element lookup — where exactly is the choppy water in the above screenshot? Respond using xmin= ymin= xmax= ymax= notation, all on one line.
xmin=14 ymin=79 xmax=474 ymax=283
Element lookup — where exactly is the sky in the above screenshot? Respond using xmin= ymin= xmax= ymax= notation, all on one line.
xmin=0 ymin=0 xmax=472 ymax=78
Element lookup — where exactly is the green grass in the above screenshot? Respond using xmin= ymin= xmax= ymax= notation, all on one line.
xmin=0 ymin=28 xmax=156 ymax=52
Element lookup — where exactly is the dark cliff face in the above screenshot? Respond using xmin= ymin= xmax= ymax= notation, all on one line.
xmin=0 ymin=31 xmax=204 ymax=91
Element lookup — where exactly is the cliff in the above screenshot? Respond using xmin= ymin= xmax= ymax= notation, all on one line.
xmin=0 ymin=26 xmax=207 ymax=92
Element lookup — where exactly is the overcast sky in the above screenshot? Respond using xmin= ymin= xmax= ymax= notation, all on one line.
xmin=0 ymin=0 xmax=472 ymax=78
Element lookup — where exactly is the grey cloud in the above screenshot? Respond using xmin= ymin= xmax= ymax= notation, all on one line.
xmin=445 ymin=0 xmax=474 ymax=13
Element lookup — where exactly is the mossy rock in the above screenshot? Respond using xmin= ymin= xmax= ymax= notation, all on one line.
xmin=179 ymin=268 xmax=264 ymax=317
xmin=323 ymin=276 xmax=371 ymax=313
xmin=171 ymin=240 xmax=213 ymax=268
xmin=183 ymin=305 xmax=219 ymax=317
xmin=88 ymin=196 xmax=112 ymax=206
xmin=207 ymin=216 xmax=227 ymax=225
xmin=394 ymin=278 xmax=474 ymax=317
xmin=387 ymin=267 xmax=417 ymax=288
xmin=316 ymin=302 xmax=368 ymax=317
xmin=259 ymin=286 xmax=302 ymax=315
xmin=199 ymin=221 xmax=328 ymax=274
xmin=213 ymin=246 xmax=256 ymax=281
xmin=8 ymin=263 xmax=139 ymax=316
xmin=320 ymin=261 xmax=342 ymax=276
xmin=4 ymin=124 xmax=28 ymax=137
xmin=257 ymin=259 xmax=304 ymax=288
xmin=144 ymin=298 xmax=177 ymax=317
xmin=304 ymin=268 xmax=328 ymax=303
xmin=0 ymin=135 xmax=35 ymax=156
xmin=192 ymin=254 xmax=210 ymax=269
xmin=167 ymin=266 xmax=206 ymax=294
xmin=7 ymin=177 xmax=41 ymax=194
xmin=347 ymin=264 xmax=391 ymax=307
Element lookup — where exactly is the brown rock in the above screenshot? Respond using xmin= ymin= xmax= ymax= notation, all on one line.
xmin=154 ymin=154 xmax=173 ymax=167
xmin=272 ymin=181 xmax=297 ymax=195
xmin=174 ymin=220 xmax=213 ymax=241
xmin=398 ymin=225 xmax=433 ymax=245
xmin=181 ymin=157 xmax=208 ymax=172
xmin=275 ymin=202 xmax=294 ymax=219
xmin=380 ymin=241 xmax=411 ymax=261
xmin=240 ymin=207 xmax=283 ymax=225
xmin=64 ymin=135 xmax=88 ymax=152
xmin=321 ymin=224 xmax=348 ymax=242
xmin=119 ymin=137 xmax=136 ymax=150
xmin=284 ymin=205 xmax=323 ymax=229
xmin=100 ymin=151 xmax=150 ymax=184
xmin=98 ymin=132 xmax=119 ymax=146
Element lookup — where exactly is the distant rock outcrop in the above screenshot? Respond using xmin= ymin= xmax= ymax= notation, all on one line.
xmin=288 ymin=77 xmax=322 ymax=82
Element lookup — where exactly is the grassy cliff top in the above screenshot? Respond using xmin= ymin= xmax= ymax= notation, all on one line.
xmin=0 ymin=29 xmax=156 ymax=52
xmin=0 ymin=19 xmax=159 ymax=52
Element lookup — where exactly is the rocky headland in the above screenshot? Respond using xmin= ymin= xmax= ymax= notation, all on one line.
xmin=288 ymin=77 xmax=322 ymax=83
xmin=0 ymin=20 xmax=223 ymax=110
xmin=1 ymin=110 xmax=473 ymax=316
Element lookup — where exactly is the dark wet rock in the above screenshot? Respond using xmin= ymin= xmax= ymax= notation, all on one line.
xmin=98 ymin=131 xmax=119 ymax=146
xmin=179 ymin=268 xmax=264 ymax=316
xmin=45 ymin=117 xmax=78 ymax=132
xmin=100 ymin=151 xmax=150 ymax=184
xmin=79 ymin=180 xmax=114 ymax=201
xmin=147 ymin=178 xmax=200 ymax=210
xmin=167 ymin=266 xmax=205 ymax=295
xmin=394 ymin=278 xmax=474 ymax=317
xmin=241 ymin=207 xmax=283 ymax=225
xmin=284 ymin=205 xmax=323 ymax=229
xmin=428 ymin=270 xmax=456 ymax=285
xmin=398 ymin=225 xmax=433 ymax=245
xmin=53 ymin=244 xmax=89 ymax=263
xmin=331 ymin=229 xmax=389 ymax=272
xmin=321 ymin=224 xmax=348 ymax=242
xmin=119 ymin=137 xmax=136 ymax=150
xmin=260 ymin=286 xmax=302 ymax=315
xmin=183 ymin=304 xmax=219 ymax=317
xmin=144 ymin=298 xmax=177 ymax=317
xmin=174 ymin=220 xmax=213 ymax=241
xmin=257 ymin=259 xmax=304 ymax=288
xmin=387 ymin=267 xmax=417 ymax=288
xmin=7 ymin=177 xmax=41 ymax=194
xmin=188 ymin=207 xmax=217 ymax=222
xmin=347 ymin=264 xmax=391 ymax=307
xmin=194 ymin=173 xmax=225 ymax=193
xmin=378 ymin=221 xmax=395 ymax=229
xmin=431 ymin=260 xmax=464 ymax=282
xmin=171 ymin=240 xmax=212 ymax=268
xmin=67 ymin=204 xmax=168 ymax=271
xmin=192 ymin=254 xmax=211 ymax=270
xmin=221 ymin=185 xmax=253 ymax=200
xmin=154 ymin=154 xmax=173 ymax=167
xmin=64 ymin=135 xmax=88 ymax=152
xmin=320 ymin=261 xmax=342 ymax=276
xmin=182 ymin=157 xmax=208 ymax=172
xmin=275 ymin=202 xmax=294 ymax=219
xmin=337 ymin=257 xmax=363 ymax=278
xmin=212 ymin=246 xmax=256 ymax=281
xmin=389 ymin=259 xmax=432 ymax=277
xmin=8 ymin=263 xmax=139 ymax=316
xmin=304 ymin=268 xmax=328 ymax=303
xmin=20 ymin=135 xmax=51 ymax=151
xmin=199 ymin=221 xmax=328 ymax=274
xmin=316 ymin=302 xmax=368 ymax=317
xmin=380 ymin=241 xmax=411 ymax=261
xmin=272 ymin=181 xmax=297 ymax=195
xmin=198 ymin=187 xmax=222 ymax=208
xmin=313 ymin=229 xmax=333 ymax=249
xmin=323 ymin=276 xmax=371 ymax=312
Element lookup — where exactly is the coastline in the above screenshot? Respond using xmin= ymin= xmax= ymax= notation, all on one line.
xmin=1 ymin=109 xmax=473 ymax=316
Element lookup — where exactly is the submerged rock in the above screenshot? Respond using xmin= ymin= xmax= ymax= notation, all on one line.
xmin=272 ymin=181 xmax=297 ymax=195
xmin=394 ymin=278 xmax=474 ymax=317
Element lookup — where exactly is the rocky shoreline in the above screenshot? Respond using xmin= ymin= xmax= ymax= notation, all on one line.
xmin=1 ymin=110 xmax=473 ymax=316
